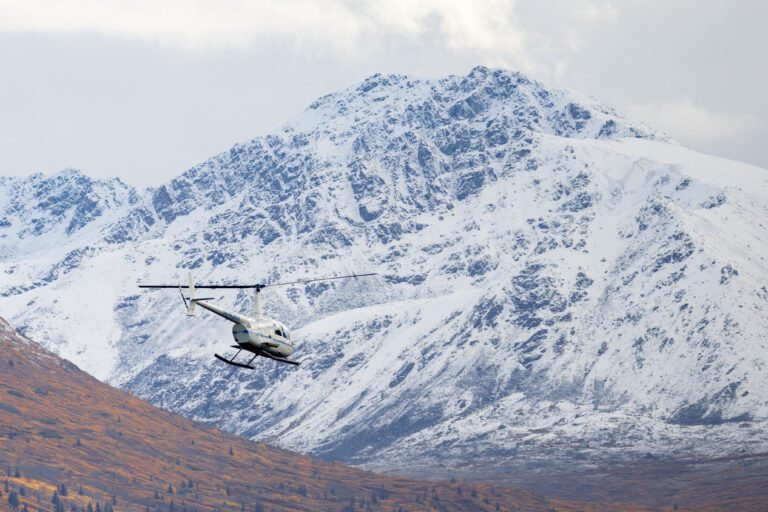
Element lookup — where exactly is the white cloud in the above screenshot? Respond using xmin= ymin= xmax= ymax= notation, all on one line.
xmin=0 ymin=0 xmax=364 ymax=52
xmin=626 ymin=98 xmax=759 ymax=143
xmin=576 ymin=2 xmax=618 ymax=23
xmin=0 ymin=0 xmax=534 ymax=63
xmin=368 ymin=0 xmax=538 ymax=69
xmin=2 ymin=0 xmax=624 ymax=81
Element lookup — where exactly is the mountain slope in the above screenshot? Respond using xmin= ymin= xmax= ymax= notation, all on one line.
xmin=1 ymin=315 xmax=600 ymax=512
xmin=1 ymin=66 xmax=767 ymax=473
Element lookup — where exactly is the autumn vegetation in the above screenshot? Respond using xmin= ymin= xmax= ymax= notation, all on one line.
xmin=1 ymin=317 xmax=766 ymax=511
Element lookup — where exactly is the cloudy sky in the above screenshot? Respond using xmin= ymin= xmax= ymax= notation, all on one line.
xmin=1 ymin=0 xmax=765 ymax=186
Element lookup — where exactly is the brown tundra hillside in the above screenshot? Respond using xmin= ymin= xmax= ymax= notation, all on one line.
xmin=3 ymin=316 xmax=765 ymax=512
xmin=0 ymin=316 xmax=621 ymax=512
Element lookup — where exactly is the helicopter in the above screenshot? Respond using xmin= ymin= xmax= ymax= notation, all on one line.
xmin=139 ymin=272 xmax=376 ymax=368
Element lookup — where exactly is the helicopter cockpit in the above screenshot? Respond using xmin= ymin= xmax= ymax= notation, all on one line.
xmin=273 ymin=325 xmax=291 ymax=341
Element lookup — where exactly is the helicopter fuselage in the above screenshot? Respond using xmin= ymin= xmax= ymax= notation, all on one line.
xmin=232 ymin=320 xmax=294 ymax=358
xmin=193 ymin=299 xmax=294 ymax=358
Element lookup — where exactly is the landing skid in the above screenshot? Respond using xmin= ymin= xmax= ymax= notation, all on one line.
xmin=259 ymin=352 xmax=301 ymax=366
xmin=214 ymin=349 xmax=300 ymax=369
xmin=215 ymin=353 xmax=256 ymax=370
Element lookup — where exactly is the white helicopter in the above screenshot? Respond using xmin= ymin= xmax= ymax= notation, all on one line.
xmin=139 ymin=272 xmax=376 ymax=368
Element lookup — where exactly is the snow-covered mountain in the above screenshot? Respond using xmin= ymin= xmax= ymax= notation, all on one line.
xmin=2 ymin=66 xmax=767 ymax=473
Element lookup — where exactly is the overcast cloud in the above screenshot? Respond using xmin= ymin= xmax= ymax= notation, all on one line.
xmin=0 ymin=0 xmax=765 ymax=185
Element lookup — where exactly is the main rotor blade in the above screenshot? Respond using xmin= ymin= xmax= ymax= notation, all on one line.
xmin=139 ymin=284 xmax=260 ymax=289
xmin=264 ymin=272 xmax=378 ymax=288
xmin=138 ymin=273 xmax=377 ymax=290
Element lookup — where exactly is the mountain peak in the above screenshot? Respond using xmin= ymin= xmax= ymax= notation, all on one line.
xmin=356 ymin=71 xmax=413 ymax=93
xmin=0 ymin=167 xmax=138 ymax=251
xmin=297 ymin=65 xmax=664 ymax=150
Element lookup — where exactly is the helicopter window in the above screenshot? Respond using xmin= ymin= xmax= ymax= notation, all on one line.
xmin=275 ymin=329 xmax=283 ymax=337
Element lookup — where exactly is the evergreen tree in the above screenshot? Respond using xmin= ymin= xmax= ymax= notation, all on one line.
xmin=52 ymin=491 xmax=59 ymax=505
xmin=8 ymin=490 xmax=20 ymax=509
xmin=95 ymin=502 xmax=101 ymax=512
xmin=60 ymin=485 xmax=68 ymax=497
xmin=87 ymin=503 xmax=93 ymax=512
xmin=78 ymin=486 xmax=83 ymax=496
xmin=3 ymin=480 xmax=7 ymax=492
xmin=14 ymin=468 xmax=20 ymax=478
xmin=167 ymin=484 xmax=174 ymax=494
